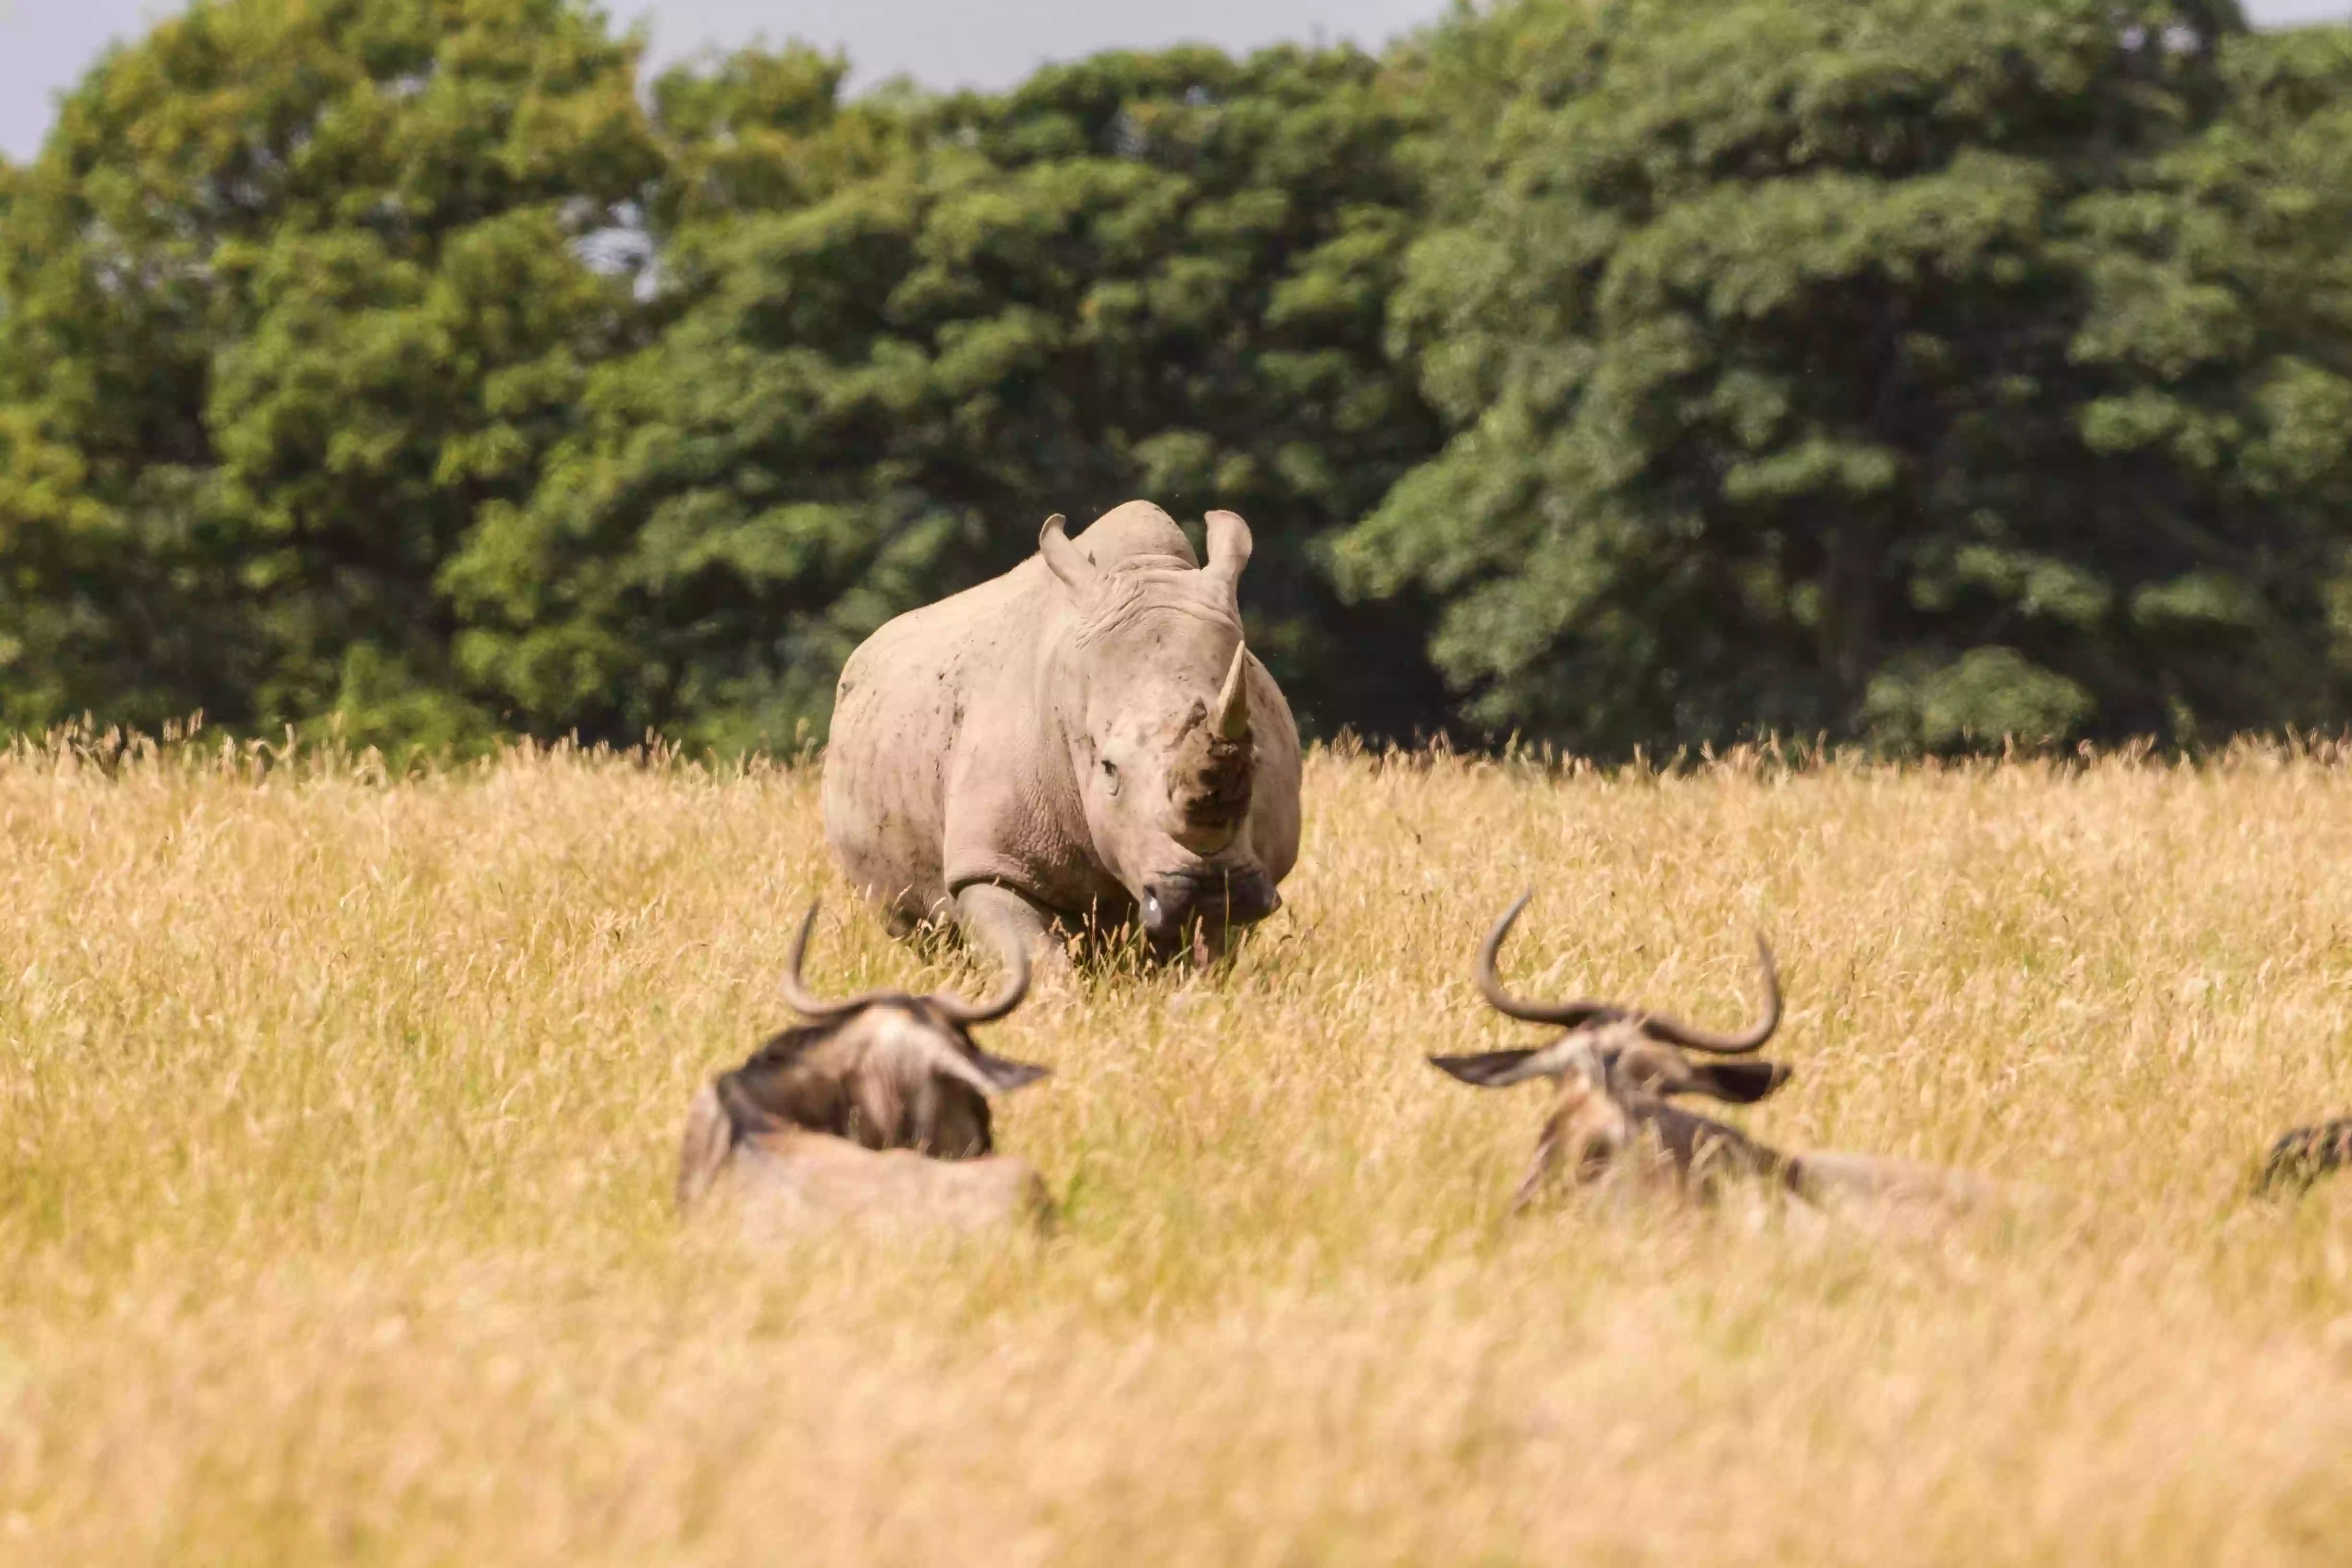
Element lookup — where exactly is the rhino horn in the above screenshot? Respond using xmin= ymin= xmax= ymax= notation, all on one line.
xmin=1214 ymin=642 xmax=1250 ymax=742
xmin=1039 ymin=513 xmax=1100 ymax=594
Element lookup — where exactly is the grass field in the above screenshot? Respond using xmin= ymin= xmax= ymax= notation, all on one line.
xmin=3 ymin=733 xmax=2352 ymax=1564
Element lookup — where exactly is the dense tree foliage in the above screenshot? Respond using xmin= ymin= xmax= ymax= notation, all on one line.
xmin=1336 ymin=0 xmax=2352 ymax=751
xmin=445 ymin=45 xmax=1446 ymax=748
xmin=6 ymin=0 xmax=2352 ymax=756
xmin=0 ymin=0 xmax=659 ymax=745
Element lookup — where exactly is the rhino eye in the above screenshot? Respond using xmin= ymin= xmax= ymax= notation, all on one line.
xmin=1101 ymin=758 xmax=1121 ymax=795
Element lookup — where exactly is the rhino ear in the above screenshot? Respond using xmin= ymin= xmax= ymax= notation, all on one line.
xmin=1040 ymin=513 xmax=1100 ymax=594
xmin=1203 ymin=510 xmax=1251 ymax=590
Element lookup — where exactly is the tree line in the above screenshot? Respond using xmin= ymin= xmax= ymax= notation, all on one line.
xmin=4 ymin=0 xmax=2350 ymax=756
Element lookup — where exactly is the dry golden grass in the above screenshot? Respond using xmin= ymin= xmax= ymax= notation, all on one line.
xmin=4 ymin=734 xmax=2352 ymax=1564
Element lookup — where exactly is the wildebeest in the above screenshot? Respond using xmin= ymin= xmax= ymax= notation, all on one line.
xmin=1432 ymin=893 xmax=1999 ymax=1227
xmin=823 ymin=500 xmax=1302 ymax=966
xmin=2254 ymin=1118 xmax=2352 ymax=1196
xmin=677 ymin=903 xmax=1056 ymax=1236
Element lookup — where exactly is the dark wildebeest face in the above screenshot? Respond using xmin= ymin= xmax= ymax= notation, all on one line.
xmin=2255 ymin=1118 xmax=2352 ymax=1197
xmin=1038 ymin=506 xmax=1281 ymax=954
xmin=677 ymin=903 xmax=1052 ymax=1211
xmin=1431 ymin=892 xmax=1791 ymax=1210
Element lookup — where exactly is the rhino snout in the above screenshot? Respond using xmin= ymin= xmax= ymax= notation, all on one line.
xmin=1140 ymin=868 xmax=1281 ymax=947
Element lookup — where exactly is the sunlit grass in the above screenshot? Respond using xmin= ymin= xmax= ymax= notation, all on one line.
xmin=2 ymin=731 xmax=2349 ymax=1563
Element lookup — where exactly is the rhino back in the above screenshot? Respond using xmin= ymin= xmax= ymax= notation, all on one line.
xmin=823 ymin=561 xmax=1055 ymax=921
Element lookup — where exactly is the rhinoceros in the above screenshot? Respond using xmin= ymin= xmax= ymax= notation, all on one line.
xmin=821 ymin=500 xmax=1302 ymax=965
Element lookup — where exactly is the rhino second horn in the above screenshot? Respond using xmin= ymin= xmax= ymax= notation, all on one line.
xmin=1214 ymin=643 xmax=1250 ymax=742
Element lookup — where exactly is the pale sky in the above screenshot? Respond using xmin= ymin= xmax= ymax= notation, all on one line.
xmin=0 ymin=0 xmax=2345 ymax=161
xmin=0 ymin=0 xmax=1440 ymax=160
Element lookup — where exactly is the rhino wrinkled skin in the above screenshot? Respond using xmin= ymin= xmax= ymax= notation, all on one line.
xmin=822 ymin=501 xmax=1302 ymax=964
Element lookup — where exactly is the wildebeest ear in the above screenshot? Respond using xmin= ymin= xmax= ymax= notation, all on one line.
xmin=965 ymin=1049 xmax=1053 ymax=1095
xmin=1685 ymin=1060 xmax=1792 ymax=1104
xmin=1429 ymin=1049 xmax=1550 ymax=1088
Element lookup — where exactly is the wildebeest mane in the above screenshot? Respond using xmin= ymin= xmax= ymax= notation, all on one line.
xmin=711 ymin=1015 xmax=999 ymax=1155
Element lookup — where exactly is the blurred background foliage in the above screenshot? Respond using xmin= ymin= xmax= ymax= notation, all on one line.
xmin=6 ymin=0 xmax=2352 ymax=757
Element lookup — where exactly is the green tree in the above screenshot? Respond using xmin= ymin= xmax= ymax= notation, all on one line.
xmin=0 ymin=0 xmax=659 ymax=745
xmin=448 ymin=44 xmax=1450 ymax=750
xmin=16 ymin=0 xmax=2352 ymax=759
xmin=1336 ymin=0 xmax=2352 ymax=754
xmin=2065 ymin=21 xmax=2352 ymax=741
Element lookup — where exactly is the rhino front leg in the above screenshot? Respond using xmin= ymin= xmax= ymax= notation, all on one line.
xmin=953 ymin=882 xmax=1071 ymax=978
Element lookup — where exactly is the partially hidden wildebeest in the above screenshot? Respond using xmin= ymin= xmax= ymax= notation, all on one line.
xmin=822 ymin=501 xmax=1302 ymax=966
xmin=1432 ymin=893 xmax=2001 ymax=1230
xmin=677 ymin=903 xmax=1057 ymax=1237
xmin=2255 ymin=1118 xmax=2352 ymax=1197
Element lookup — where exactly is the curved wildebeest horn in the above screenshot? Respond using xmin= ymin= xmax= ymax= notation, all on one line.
xmin=1632 ymin=933 xmax=1780 ymax=1055
xmin=779 ymin=901 xmax=904 ymax=1021
xmin=1475 ymin=891 xmax=1631 ymax=1029
xmin=1039 ymin=512 xmax=1100 ymax=594
xmin=779 ymin=901 xmax=1031 ymax=1028
xmin=1203 ymin=508 xmax=1252 ymax=590
xmin=1213 ymin=641 xmax=1250 ymax=742
xmin=928 ymin=931 xmax=1029 ymax=1027
xmin=1475 ymin=891 xmax=1782 ymax=1054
